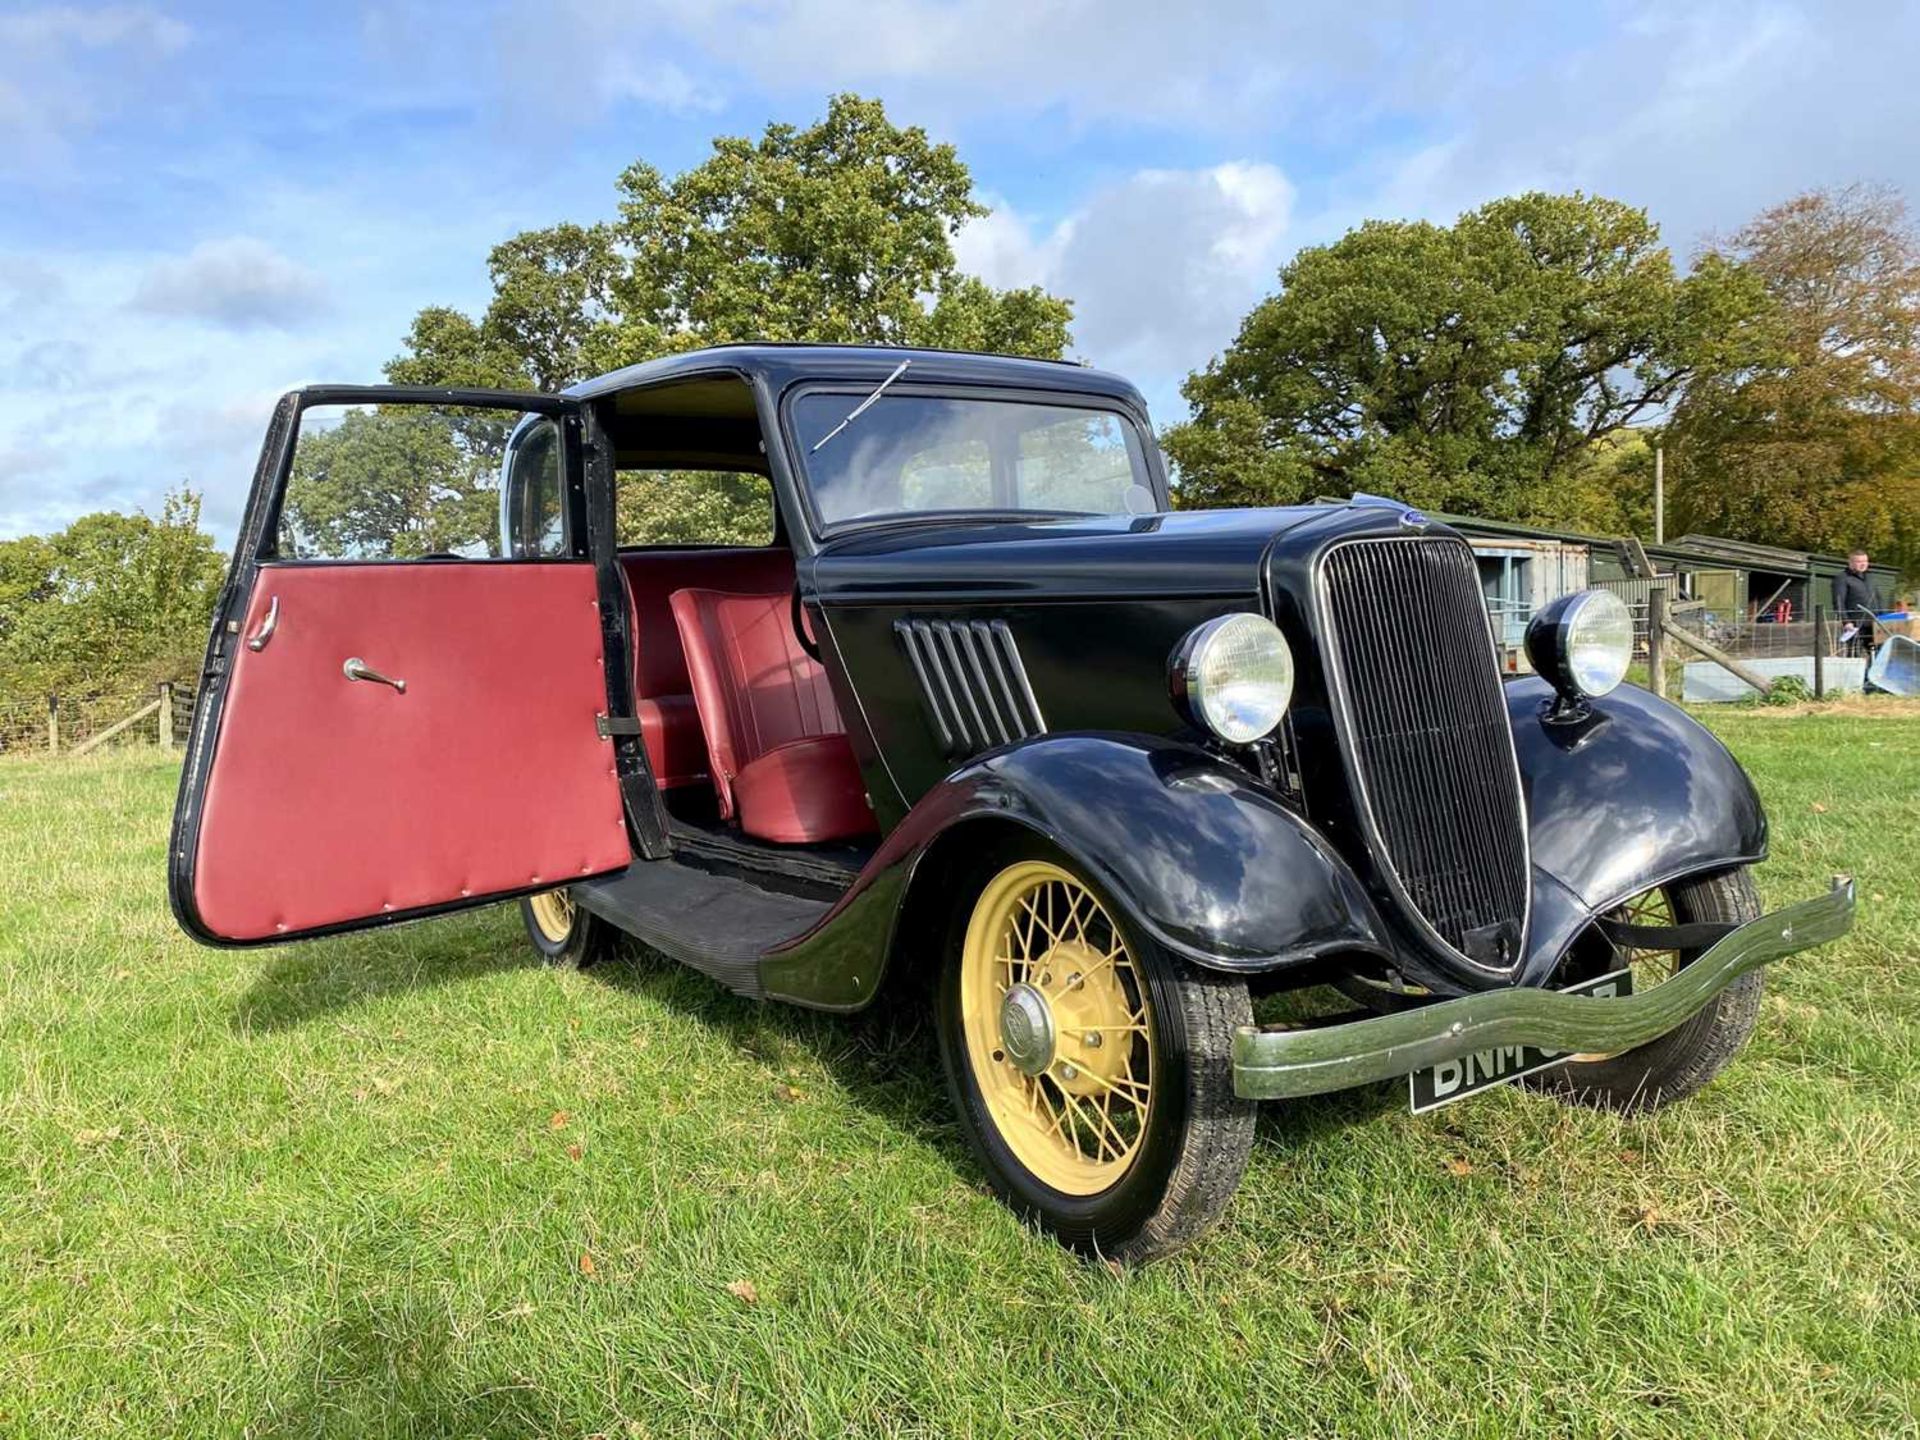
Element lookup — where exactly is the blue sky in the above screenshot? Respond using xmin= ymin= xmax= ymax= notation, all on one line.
xmin=3 ymin=0 xmax=1918 ymax=543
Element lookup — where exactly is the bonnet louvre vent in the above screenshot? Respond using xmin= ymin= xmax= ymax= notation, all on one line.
xmin=895 ymin=618 xmax=1046 ymax=758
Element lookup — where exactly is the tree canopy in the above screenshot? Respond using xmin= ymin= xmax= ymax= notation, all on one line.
xmin=1163 ymin=192 xmax=1770 ymax=524
xmin=388 ymin=94 xmax=1073 ymax=393
xmin=1665 ymin=185 xmax=1920 ymax=577
xmin=279 ymin=407 xmax=511 ymax=560
xmin=0 ymin=488 xmax=226 ymax=727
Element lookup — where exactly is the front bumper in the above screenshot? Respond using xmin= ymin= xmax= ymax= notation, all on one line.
xmin=1232 ymin=875 xmax=1855 ymax=1100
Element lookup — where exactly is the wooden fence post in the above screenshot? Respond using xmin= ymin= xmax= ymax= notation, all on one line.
xmin=1662 ymin=618 xmax=1775 ymax=697
xmin=1812 ymin=606 xmax=1825 ymax=699
xmin=1647 ymin=582 xmax=1668 ymax=699
xmin=159 ymin=683 xmax=173 ymax=749
xmin=47 ymin=693 xmax=58 ymax=754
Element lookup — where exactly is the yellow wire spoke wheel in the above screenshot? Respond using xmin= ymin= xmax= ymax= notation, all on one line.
xmin=527 ymin=888 xmax=576 ymax=944
xmin=959 ymin=860 xmax=1155 ymax=1196
xmin=1568 ymin=886 xmax=1681 ymax=1061
xmin=1615 ymin=886 xmax=1680 ymax=986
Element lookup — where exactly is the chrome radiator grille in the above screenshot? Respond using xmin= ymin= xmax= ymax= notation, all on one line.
xmin=1319 ymin=536 xmax=1530 ymax=970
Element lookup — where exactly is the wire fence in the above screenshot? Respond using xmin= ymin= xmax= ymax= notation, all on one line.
xmin=0 ymin=682 xmax=197 ymax=757
xmin=1508 ymin=580 xmax=1903 ymax=700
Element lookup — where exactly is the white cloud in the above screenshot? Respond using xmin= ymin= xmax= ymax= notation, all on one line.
xmin=584 ymin=54 xmax=721 ymax=114
xmin=0 ymin=256 xmax=68 ymax=325
xmin=0 ymin=444 xmax=58 ymax=484
xmin=0 ymin=170 xmax=536 ymax=542
xmin=130 ymin=238 xmax=330 ymax=332
xmin=957 ymin=162 xmax=1294 ymax=413
xmin=0 ymin=5 xmax=190 ymax=165
xmin=485 ymin=0 xmax=1496 ymax=134
xmin=494 ymin=0 xmax=1920 ymax=266
xmin=1303 ymin=2 xmax=1920 ymax=257
xmin=153 ymin=391 xmax=284 ymax=463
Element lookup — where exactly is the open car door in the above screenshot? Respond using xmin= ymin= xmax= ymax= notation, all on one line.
xmin=170 ymin=386 xmax=636 ymax=944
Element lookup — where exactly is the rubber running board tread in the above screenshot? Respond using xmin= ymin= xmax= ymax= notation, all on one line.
xmin=572 ymin=859 xmax=831 ymax=998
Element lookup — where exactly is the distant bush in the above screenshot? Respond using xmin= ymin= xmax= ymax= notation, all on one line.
xmin=1763 ymin=675 xmax=1816 ymax=706
xmin=0 ymin=487 xmax=223 ymax=746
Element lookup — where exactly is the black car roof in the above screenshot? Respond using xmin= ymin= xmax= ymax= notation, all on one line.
xmin=560 ymin=342 xmax=1150 ymax=412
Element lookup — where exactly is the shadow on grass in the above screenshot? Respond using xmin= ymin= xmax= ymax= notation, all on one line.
xmin=232 ymin=915 xmax=971 ymax=1167
xmin=1255 ymin=1080 xmax=1404 ymax=1150
xmin=252 ymin=1290 xmax=551 ymax=1439
xmin=232 ymin=913 xmax=1395 ymax=1188
xmin=232 ymin=914 xmax=541 ymax=1032
xmin=590 ymin=940 xmax=1404 ymax=1178
xmin=590 ymin=938 xmax=970 ymax=1165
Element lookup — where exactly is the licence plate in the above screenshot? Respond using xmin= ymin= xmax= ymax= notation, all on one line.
xmin=1408 ymin=968 xmax=1632 ymax=1114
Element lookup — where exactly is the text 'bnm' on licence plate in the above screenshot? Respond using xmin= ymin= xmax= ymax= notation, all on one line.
xmin=1408 ymin=969 xmax=1632 ymax=1114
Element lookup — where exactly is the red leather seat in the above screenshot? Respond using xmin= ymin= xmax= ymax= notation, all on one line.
xmin=633 ymin=692 xmax=707 ymax=790
xmin=618 ymin=549 xmax=794 ymax=790
xmin=668 ymin=588 xmax=877 ymax=844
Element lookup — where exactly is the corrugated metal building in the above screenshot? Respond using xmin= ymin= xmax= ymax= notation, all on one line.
xmin=1309 ymin=499 xmax=1905 ymax=662
xmin=1435 ymin=515 xmax=1901 ymax=624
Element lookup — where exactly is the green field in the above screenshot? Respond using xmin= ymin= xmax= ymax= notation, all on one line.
xmin=3 ymin=706 xmax=1916 ymax=1438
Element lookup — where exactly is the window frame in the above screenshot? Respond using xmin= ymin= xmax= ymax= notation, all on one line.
xmin=256 ymin=386 xmax=583 ymax=566
xmin=499 ymin=412 xmax=575 ymax=560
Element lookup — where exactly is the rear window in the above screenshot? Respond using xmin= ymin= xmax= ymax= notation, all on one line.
xmin=615 ymin=470 xmax=776 ymax=547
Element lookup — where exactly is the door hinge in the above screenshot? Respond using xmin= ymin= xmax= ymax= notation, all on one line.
xmin=595 ymin=713 xmax=643 ymax=739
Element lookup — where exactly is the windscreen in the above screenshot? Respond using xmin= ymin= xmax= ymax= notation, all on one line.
xmin=790 ymin=393 xmax=1153 ymax=529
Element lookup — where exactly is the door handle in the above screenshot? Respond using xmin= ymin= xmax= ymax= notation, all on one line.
xmin=342 ymin=657 xmax=407 ymax=694
xmin=246 ymin=596 xmax=280 ymax=651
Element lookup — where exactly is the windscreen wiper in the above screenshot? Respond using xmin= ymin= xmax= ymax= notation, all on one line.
xmin=809 ymin=358 xmax=912 ymax=453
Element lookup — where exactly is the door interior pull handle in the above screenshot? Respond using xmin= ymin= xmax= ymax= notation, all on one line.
xmin=342 ymin=657 xmax=407 ymax=694
xmin=246 ymin=596 xmax=280 ymax=652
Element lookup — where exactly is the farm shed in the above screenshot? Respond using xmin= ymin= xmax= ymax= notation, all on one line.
xmin=1309 ymin=499 xmax=1905 ymax=663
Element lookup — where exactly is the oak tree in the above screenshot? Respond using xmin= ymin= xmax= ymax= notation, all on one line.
xmin=1666 ymin=185 xmax=1920 ymax=578
xmin=1164 ymin=192 xmax=1769 ymax=524
xmin=388 ymin=94 xmax=1073 ymax=392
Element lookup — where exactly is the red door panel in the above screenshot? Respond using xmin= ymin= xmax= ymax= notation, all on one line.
xmin=190 ymin=561 xmax=630 ymax=940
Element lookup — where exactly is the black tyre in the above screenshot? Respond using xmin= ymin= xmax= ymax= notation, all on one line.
xmin=519 ymin=888 xmax=619 ymax=969
xmin=934 ymin=836 xmax=1255 ymax=1263
xmin=1529 ymin=868 xmax=1763 ymax=1113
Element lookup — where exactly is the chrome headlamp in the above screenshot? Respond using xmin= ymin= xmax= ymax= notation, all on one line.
xmin=1525 ymin=589 xmax=1633 ymax=708
xmin=1170 ymin=613 xmax=1295 ymax=744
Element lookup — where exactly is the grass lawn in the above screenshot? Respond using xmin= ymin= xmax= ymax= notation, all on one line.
xmin=2 ymin=703 xmax=1916 ymax=1437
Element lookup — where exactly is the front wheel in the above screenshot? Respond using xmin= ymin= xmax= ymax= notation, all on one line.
xmin=520 ymin=888 xmax=619 ymax=968
xmin=934 ymin=840 xmax=1255 ymax=1263
xmin=1528 ymin=868 xmax=1764 ymax=1112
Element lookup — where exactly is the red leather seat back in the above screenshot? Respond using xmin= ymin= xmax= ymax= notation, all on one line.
xmin=668 ymin=588 xmax=846 ymax=821
xmin=620 ymin=549 xmax=794 ymax=699
xmin=617 ymin=548 xmax=794 ymax=791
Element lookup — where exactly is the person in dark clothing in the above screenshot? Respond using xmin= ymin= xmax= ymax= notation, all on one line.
xmin=1832 ymin=549 xmax=1883 ymax=657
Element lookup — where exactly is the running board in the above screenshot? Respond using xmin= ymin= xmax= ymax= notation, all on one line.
xmin=572 ymin=859 xmax=832 ymax=998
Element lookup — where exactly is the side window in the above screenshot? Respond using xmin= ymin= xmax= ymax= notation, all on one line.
xmin=1015 ymin=411 xmax=1137 ymax=513
xmin=615 ymin=470 xmax=776 ymax=547
xmin=502 ymin=417 xmax=566 ymax=558
xmin=277 ymin=404 xmax=523 ymax=560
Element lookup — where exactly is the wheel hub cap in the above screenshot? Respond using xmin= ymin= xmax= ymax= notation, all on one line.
xmin=999 ymin=982 xmax=1056 ymax=1075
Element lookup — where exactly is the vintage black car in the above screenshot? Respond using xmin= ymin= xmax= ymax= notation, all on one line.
xmin=171 ymin=344 xmax=1855 ymax=1261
